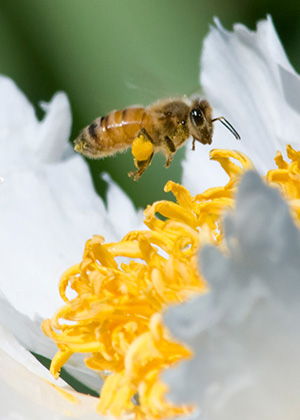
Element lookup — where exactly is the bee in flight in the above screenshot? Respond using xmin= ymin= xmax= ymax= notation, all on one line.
xmin=74 ymin=97 xmax=240 ymax=180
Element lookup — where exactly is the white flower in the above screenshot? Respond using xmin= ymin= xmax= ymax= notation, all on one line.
xmin=1 ymin=14 xmax=300 ymax=420
xmin=165 ymin=17 xmax=300 ymax=420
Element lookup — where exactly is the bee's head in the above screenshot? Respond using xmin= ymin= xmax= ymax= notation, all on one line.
xmin=188 ymin=99 xmax=214 ymax=145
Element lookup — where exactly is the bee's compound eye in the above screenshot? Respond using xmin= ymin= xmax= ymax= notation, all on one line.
xmin=190 ymin=108 xmax=204 ymax=126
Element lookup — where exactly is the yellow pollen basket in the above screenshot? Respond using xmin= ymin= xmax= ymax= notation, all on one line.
xmin=43 ymin=145 xmax=300 ymax=420
xmin=132 ymin=135 xmax=153 ymax=162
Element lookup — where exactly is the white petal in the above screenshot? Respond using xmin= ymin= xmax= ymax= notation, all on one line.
xmin=0 ymin=321 xmax=101 ymax=420
xmin=0 ymin=77 xmax=140 ymax=386
xmin=0 ymin=295 xmax=102 ymax=394
xmin=0 ymin=77 xmax=36 ymax=171
xmin=165 ymin=172 xmax=300 ymax=419
xmin=102 ymin=173 xmax=144 ymax=237
xmin=37 ymin=93 xmax=72 ymax=162
xmin=183 ymin=17 xmax=300 ymax=194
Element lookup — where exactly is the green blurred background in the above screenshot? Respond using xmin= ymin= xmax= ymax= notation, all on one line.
xmin=1 ymin=0 xmax=300 ymax=208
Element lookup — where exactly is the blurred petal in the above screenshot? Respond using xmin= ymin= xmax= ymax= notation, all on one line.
xmin=183 ymin=17 xmax=300 ymax=194
xmin=0 ymin=76 xmax=142 ymax=385
xmin=165 ymin=171 xmax=300 ymax=419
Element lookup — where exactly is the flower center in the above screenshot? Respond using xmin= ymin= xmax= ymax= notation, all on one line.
xmin=42 ymin=145 xmax=300 ymax=419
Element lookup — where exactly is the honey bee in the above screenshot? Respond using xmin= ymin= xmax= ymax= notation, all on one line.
xmin=74 ymin=97 xmax=240 ymax=180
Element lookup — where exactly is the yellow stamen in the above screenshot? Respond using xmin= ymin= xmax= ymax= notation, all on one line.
xmin=43 ymin=145 xmax=300 ymax=419
xmin=266 ymin=145 xmax=300 ymax=221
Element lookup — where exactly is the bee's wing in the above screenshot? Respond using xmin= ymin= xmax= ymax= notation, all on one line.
xmin=122 ymin=64 xmax=205 ymax=107
xmin=122 ymin=63 xmax=196 ymax=105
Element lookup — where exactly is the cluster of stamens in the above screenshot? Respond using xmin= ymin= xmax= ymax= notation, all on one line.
xmin=43 ymin=145 xmax=300 ymax=419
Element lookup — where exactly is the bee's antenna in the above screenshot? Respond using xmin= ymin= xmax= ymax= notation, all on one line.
xmin=212 ymin=116 xmax=241 ymax=140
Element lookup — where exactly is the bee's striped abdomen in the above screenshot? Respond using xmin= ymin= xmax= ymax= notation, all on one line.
xmin=74 ymin=107 xmax=146 ymax=159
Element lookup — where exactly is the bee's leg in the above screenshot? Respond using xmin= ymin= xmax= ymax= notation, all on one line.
xmin=163 ymin=136 xmax=176 ymax=168
xmin=128 ymin=152 xmax=154 ymax=181
xmin=192 ymin=138 xmax=196 ymax=151
xmin=165 ymin=154 xmax=174 ymax=168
